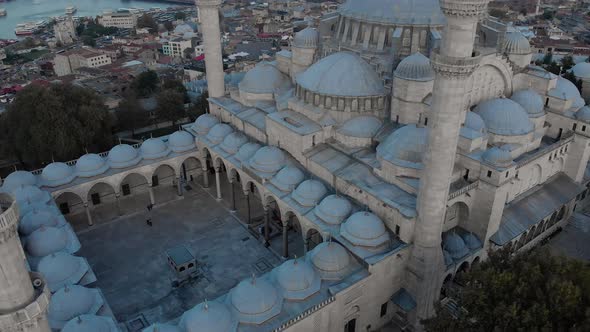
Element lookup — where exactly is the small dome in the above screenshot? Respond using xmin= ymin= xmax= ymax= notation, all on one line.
xmin=464 ymin=111 xmax=486 ymax=133
xmin=292 ymin=179 xmax=327 ymax=207
xmin=394 ymin=53 xmax=435 ymax=81
xmin=2 ymin=170 xmax=37 ymax=192
xmin=20 ymin=209 xmax=64 ymax=236
xmin=293 ymin=27 xmax=319 ymax=49
xmin=296 ymin=52 xmax=385 ymax=97
xmin=377 ymin=125 xmax=428 ymax=169
xmin=62 ymin=315 xmax=118 ymax=332
xmin=314 ymin=195 xmax=352 ymax=225
xmin=168 ymin=130 xmax=196 ymax=152
xmin=180 ymin=301 xmax=237 ymax=332
xmin=41 ymin=162 xmax=75 ymax=187
xmin=37 ymin=252 xmax=88 ymax=291
xmin=26 ymin=226 xmax=68 ymax=257
xmin=229 ymin=277 xmax=282 ymax=324
xmin=144 ymin=323 xmax=182 ymax=332
xmin=271 ymin=166 xmax=305 ymax=192
xmin=443 ymin=232 xmax=469 ymax=260
xmin=576 ymin=106 xmax=590 ymax=122
xmin=549 ymin=77 xmax=585 ymax=108
xmin=502 ymin=31 xmax=531 ymax=55
xmin=140 ymin=138 xmax=170 ymax=160
xmin=482 ymin=147 xmax=513 ymax=167
xmin=572 ymin=62 xmax=590 ymax=79
xmin=310 ymin=242 xmax=351 ymax=280
xmin=13 ymin=185 xmax=50 ymax=206
xmin=474 ymin=98 xmax=534 ymax=136
xmin=511 ymin=89 xmax=545 ymax=118
xmin=220 ymin=132 xmax=248 ymax=155
xmin=337 ymin=116 xmax=383 ymax=138
xmin=75 ymin=154 xmax=109 ymax=178
xmin=236 ymin=142 xmax=262 ymax=163
xmin=341 ymin=212 xmax=390 ymax=247
xmin=443 ymin=250 xmax=453 ymax=266
xmin=192 ymin=114 xmax=220 ymax=136
xmin=249 ymin=146 xmax=286 ymax=175
xmin=461 ymin=233 xmax=482 ymax=250
xmin=275 ymin=258 xmax=321 ymax=300
xmin=239 ymin=62 xmax=291 ymax=94
xmin=206 ymin=123 xmax=234 ymax=145
xmin=48 ymin=285 xmax=103 ymax=324
xmin=107 ymin=144 xmax=141 ymax=169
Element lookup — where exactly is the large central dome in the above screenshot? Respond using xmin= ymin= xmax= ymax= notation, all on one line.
xmin=339 ymin=0 xmax=445 ymax=26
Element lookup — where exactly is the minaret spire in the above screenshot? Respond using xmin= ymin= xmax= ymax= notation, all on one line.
xmin=196 ymin=0 xmax=225 ymax=98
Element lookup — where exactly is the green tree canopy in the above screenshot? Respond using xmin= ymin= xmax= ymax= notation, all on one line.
xmin=137 ymin=14 xmax=158 ymax=34
xmin=543 ymin=52 xmax=553 ymax=65
xmin=116 ymin=92 xmax=147 ymax=135
xmin=0 ymin=84 xmax=113 ymax=167
xmin=162 ymin=79 xmax=189 ymax=103
xmin=132 ymin=70 xmax=159 ymax=97
xmin=423 ymin=248 xmax=590 ymax=331
xmin=561 ymin=55 xmax=575 ymax=72
xmin=155 ymin=89 xmax=185 ymax=126
xmin=187 ymin=90 xmax=209 ymax=121
xmin=563 ymin=71 xmax=583 ymax=92
xmin=175 ymin=12 xmax=186 ymax=20
xmin=163 ymin=21 xmax=174 ymax=31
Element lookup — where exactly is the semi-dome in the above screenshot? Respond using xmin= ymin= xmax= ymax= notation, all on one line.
xmin=549 ymin=77 xmax=585 ymax=108
xmin=180 ymin=301 xmax=237 ymax=332
xmin=41 ymin=162 xmax=75 ymax=187
xmin=464 ymin=111 xmax=486 ymax=133
xmin=576 ymin=106 xmax=590 ymax=122
xmin=235 ymin=142 xmax=262 ymax=163
xmin=293 ymin=27 xmax=319 ymax=49
xmin=37 ymin=252 xmax=88 ymax=291
xmin=314 ymin=195 xmax=352 ymax=225
xmin=461 ymin=232 xmax=482 ymax=250
xmin=339 ymin=0 xmax=445 ymax=26
xmin=271 ymin=166 xmax=305 ymax=192
xmin=168 ymin=130 xmax=196 ymax=152
xmin=2 ymin=170 xmax=37 ymax=192
xmin=502 ymin=31 xmax=531 ymax=55
xmin=337 ymin=116 xmax=383 ymax=138
xmin=377 ymin=125 xmax=428 ymax=168
xmin=48 ymin=285 xmax=103 ymax=326
xmin=310 ymin=242 xmax=351 ymax=280
xmin=229 ymin=276 xmax=282 ymax=324
xmin=107 ymin=144 xmax=141 ymax=169
xmin=341 ymin=212 xmax=390 ymax=247
xmin=443 ymin=250 xmax=453 ymax=266
xmin=572 ymin=61 xmax=590 ymax=79
xmin=275 ymin=258 xmax=321 ymax=300
xmin=140 ymin=138 xmax=170 ymax=160
xmin=20 ymin=209 xmax=64 ymax=236
xmin=443 ymin=232 xmax=469 ymax=260
xmin=292 ymin=179 xmax=327 ymax=207
xmin=13 ymin=185 xmax=50 ymax=206
xmin=144 ymin=323 xmax=182 ymax=332
xmin=482 ymin=147 xmax=513 ymax=167
xmin=249 ymin=146 xmax=286 ymax=175
xmin=296 ymin=52 xmax=385 ymax=97
xmin=474 ymin=98 xmax=534 ymax=136
xmin=511 ymin=89 xmax=545 ymax=118
xmin=192 ymin=114 xmax=220 ymax=136
xmin=220 ymin=132 xmax=248 ymax=155
xmin=206 ymin=123 xmax=234 ymax=145
xmin=239 ymin=62 xmax=291 ymax=94
xmin=75 ymin=154 xmax=109 ymax=178
xmin=394 ymin=52 xmax=435 ymax=81
xmin=26 ymin=226 xmax=69 ymax=257
xmin=62 ymin=315 xmax=118 ymax=332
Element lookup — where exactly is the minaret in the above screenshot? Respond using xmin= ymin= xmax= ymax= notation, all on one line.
xmin=407 ymin=0 xmax=489 ymax=323
xmin=196 ymin=0 xmax=225 ymax=98
xmin=0 ymin=198 xmax=51 ymax=332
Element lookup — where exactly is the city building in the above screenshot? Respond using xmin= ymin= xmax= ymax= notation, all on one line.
xmin=161 ymin=37 xmax=194 ymax=58
xmin=98 ymin=10 xmax=138 ymax=29
xmin=53 ymin=16 xmax=77 ymax=46
xmin=53 ymin=48 xmax=112 ymax=77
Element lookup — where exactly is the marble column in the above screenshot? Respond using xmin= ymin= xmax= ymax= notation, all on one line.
xmin=148 ymin=187 xmax=155 ymax=206
xmin=263 ymin=206 xmax=270 ymax=244
xmin=196 ymin=0 xmax=224 ymax=98
xmin=282 ymin=222 xmax=289 ymax=258
xmin=115 ymin=194 xmax=122 ymax=216
xmin=245 ymin=191 xmax=251 ymax=223
xmin=215 ymin=168 xmax=222 ymax=200
xmin=341 ymin=18 xmax=350 ymax=43
xmin=202 ymin=167 xmax=209 ymax=188
xmin=176 ymin=177 xmax=183 ymax=196
xmin=230 ymin=180 xmax=236 ymax=211
xmin=84 ymin=203 xmax=93 ymax=226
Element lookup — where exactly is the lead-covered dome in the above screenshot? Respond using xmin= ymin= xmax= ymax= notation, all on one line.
xmin=339 ymin=0 xmax=445 ymax=26
xmin=20 ymin=209 xmax=65 ymax=236
xmin=443 ymin=232 xmax=469 ymax=260
xmin=474 ymin=98 xmax=534 ymax=136
xmin=62 ymin=315 xmax=118 ymax=332
xmin=37 ymin=252 xmax=89 ymax=291
xmin=192 ymin=114 xmax=220 ymax=136
xmin=502 ymin=31 xmax=531 ymax=55
xmin=394 ymin=52 xmax=435 ymax=81
xmin=107 ymin=144 xmax=141 ymax=169
xmin=75 ymin=154 xmax=109 ymax=178
xmin=293 ymin=27 xmax=319 ymax=49
xmin=511 ymin=89 xmax=545 ymax=118
xmin=271 ymin=166 xmax=305 ymax=192
xmin=228 ymin=277 xmax=282 ymax=324
xmin=2 ymin=170 xmax=37 ymax=192
xmin=464 ymin=111 xmax=486 ymax=133
xmin=140 ymin=138 xmax=170 ymax=160
xmin=48 ymin=285 xmax=103 ymax=328
xmin=292 ymin=179 xmax=327 ymax=207
xmin=249 ymin=146 xmax=286 ymax=175
xmin=206 ymin=123 xmax=234 ymax=145
xmin=275 ymin=258 xmax=321 ymax=300
xmin=337 ymin=116 xmax=383 ymax=138
xmin=549 ymin=77 xmax=585 ymax=109
xmin=341 ymin=212 xmax=390 ymax=247
xmin=168 ymin=130 xmax=196 ymax=152
xmin=235 ymin=142 xmax=261 ymax=163
xmin=13 ymin=185 xmax=50 ymax=206
xmin=482 ymin=146 xmax=513 ymax=168
xmin=239 ymin=62 xmax=291 ymax=94
xmin=26 ymin=226 xmax=69 ymax=257
xmin=461 ymin=232 xmax=482 ymax=250
xmin=576 ymin=106 xmax=590 ymax=122
xmin=41 ymin=162 xmax=75 ymax=187
xmin=220 ymin=132 xmax=248 ymax=155
xmin=572 ymin=62 xmax=590 ymax=79
xmin=314 ymin=195 xmax=352 ymax=225
xmin=180 ymin=301 xmax=237 ymax=332
xmin=296 ymin=52 xmax=385 ymax=97
xmin=144 ymin=323 xmax=181 ymax=332
xmin=310 ymin=242 xmax=351 ymax=280
xmin=377 ymin=125 xmax=428 ymax=169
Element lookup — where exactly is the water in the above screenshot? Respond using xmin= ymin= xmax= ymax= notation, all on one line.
xmin=0 ymin=0 xmax=179 ymax=39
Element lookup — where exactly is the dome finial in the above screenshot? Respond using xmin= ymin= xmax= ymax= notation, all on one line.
xmin=293 ymin=254 xmax=298 ymax=265
xmin=76 ymin=316 xmax=82 ymax=324
xmin=64 ymin=285 xmax=69 ymax=292
xmin=251 ymin=272 xmax=256 ymax=285
xmin=203 ymin=298 xmax=209 ymax=311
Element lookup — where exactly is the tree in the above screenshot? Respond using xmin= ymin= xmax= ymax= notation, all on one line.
xmin=175 ymin=12 xmax=186 ymax=20
xmin=137 ymin=14 xmax=158 ymax=34
xmin=542 ymin=10 xmax=555 ymax=20
xmin=187 ymin=91 xmax=209 ymax=121
xmin=131 ymin=70 xmax=159 ymax=97
xmin=489 ymin=8 xmax=507 ymax=19
xmin=561 ymin=55 xmax=575 ymax=72
xmin=543 ymin=52 xmax=553 ymax=65
xmin=563 ymin=71 xmax=583 ymax=92
xmin=0 ymin=84 xmax=113 ymax=168
xmin=423 ymin=248 xmax=590 ymax=331
xmin=183 ymin=47 xmax=193 ymax=59
xmin=82 ymin=35 xmax=96 ymax=47
xmin=163 ymin=21 xmax=174 ymax=31
xmin=155 ymin=89 xmax=185 ymax=126
xmin=116 ymin=93 xmax=147 ymax=136
xmin=546 ymin=61 xmax=562 ymax=75
xmin=162 ymin=79 xmax=189 ymax=103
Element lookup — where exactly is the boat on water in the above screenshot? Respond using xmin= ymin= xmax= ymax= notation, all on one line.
xmin=14 ymin=21 xmax=47 ymax=36
xmin=0 ymin=8 xmax=6 ymax=17
xmin=65 ymin=6 xmax=77 ymax=15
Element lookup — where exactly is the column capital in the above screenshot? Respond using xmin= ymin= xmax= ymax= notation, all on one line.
xmin=196 ymin=0 xmax=221 ymax=8
xmin=431 ymin=50 xmax=481 ymax=80
xmin=439 ymin=0 xmax=489 ymax=18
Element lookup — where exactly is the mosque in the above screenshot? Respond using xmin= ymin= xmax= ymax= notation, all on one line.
xmin=2 ymin=0 xmax=590 ymax=331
